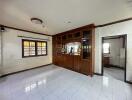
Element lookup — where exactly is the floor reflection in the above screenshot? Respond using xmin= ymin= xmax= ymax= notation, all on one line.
xmin=25 ymin=78 xmax=47 ymax=93
xmin=0 ymin=65 xmax=131 ymax=100
xmin=103 ymin=76 xmax=109 ymax=87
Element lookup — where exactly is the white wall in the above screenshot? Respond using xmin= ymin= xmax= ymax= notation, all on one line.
xmin=95 ymin=20 xmax=132 ymax=82
xmin=104 ymin=38 xmax=125 ymax=68
xmin=0 ymin=28 xmax=52 ymax=75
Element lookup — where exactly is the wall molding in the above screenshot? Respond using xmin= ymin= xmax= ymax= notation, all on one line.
xmin=94 ymin=73 xmax=132 ymax=84
xmin=0 ymin=24 xmax=52 ymax=36
xmin=95 ymin=17 xmax=132 ymax=28
xmin=94 ymin=73 xmax=103 ymax=76
xmin=1 ymin=17 xmax=132 ymax=36
xmin=55 ymin=24 xmax=95 ymax=35
xmin=107 ymin=65 xmax=125 ymax=70
xmin=0 ymin=63 xmax=52 ymax=77
xmin=126 ymin=81 xmax=132 ymax=84
xmin=54 ymin=17 xmax=132 ymax=36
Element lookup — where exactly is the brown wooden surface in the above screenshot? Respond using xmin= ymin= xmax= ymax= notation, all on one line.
xmin=52 ymin=24 xmax=95 ymax=76
xmin=81 ymin=60 xmax=91 ymax=75
xmin=73 ymin=55 xmax=81 ymax=72
xmin=91 ymin=28 xmax=95 ymax=76
xmin=103 ymin=57 xmax=110 ymax=67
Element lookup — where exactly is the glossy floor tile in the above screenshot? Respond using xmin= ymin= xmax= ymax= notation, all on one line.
xmin=0 ymin=65 xmax=132 ymax=100
xmin=104 ymin=67 xmax=124 ymax=81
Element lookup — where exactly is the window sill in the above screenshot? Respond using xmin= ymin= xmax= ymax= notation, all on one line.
xmin=22 ymin=54 xmax=47 ymax=58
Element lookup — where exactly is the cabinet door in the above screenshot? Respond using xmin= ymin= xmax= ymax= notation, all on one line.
xmin=66 ymin=55 xmax=74 ymax=70
xmin=103 ymin=57 xmax=110 ymax=67
xmin=74 ymin=55 xmax=81 ymax=72
xmin=81 ymin=60 xmax=91 ymax=75
xmin=56 ymin=55 xmax=62 ymax=66
xmin=82 ymin=31 xmax=92 ymax=59
xmin=81 ymin=30 xmax=93 ymax=75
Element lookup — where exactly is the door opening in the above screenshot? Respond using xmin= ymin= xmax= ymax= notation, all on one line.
xmin=101 ymin=35 xmax=127 ymax=82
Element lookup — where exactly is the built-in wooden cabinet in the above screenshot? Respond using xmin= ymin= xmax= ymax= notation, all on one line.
xmin=103 ymin=57 xmax=110 ymax=67
xmin=53 ymin=24 xmax=95 ymax=76
xmin=73 ymin=55 xmax=81 ymax=72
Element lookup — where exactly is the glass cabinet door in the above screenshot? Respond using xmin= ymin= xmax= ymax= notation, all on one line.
xmin=82 ymin=31 xmax=91 ymax=59
xmin=82 ymin=39 xmax=90 ymax=59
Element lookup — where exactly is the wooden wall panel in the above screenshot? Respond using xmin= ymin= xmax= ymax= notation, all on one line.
xmin=52 ymin=24 xmax=95 ymax=76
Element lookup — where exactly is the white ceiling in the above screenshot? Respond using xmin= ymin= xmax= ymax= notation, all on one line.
xmin=0 ymin=0 xmax=132 ymax=35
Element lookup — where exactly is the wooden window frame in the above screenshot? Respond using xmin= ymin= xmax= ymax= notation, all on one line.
xmin=22 ymin=39 xmax=47 ymax=58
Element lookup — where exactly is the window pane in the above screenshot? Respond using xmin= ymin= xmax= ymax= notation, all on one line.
xmin=24 ymin=52 xmax=29 ymax=56
xmin=24 ymin=47 xmax=30 ymax=49
xmin=23 ymin=41 xmax=36 ymax=57
xmin=30 ymin=42 xmax=35 ymax=46
xmin=30 ymin=51 xmax=35 ymax=55
xmin=37 ymin=50 xmax=42 ymax=55
xmin=42 ymin=51 xmax=46 ymax=54
xmin=37 ymin=42 xmax=42 ymax=47
xmin=42 ymin=43 xmax=46 ymax=46
xmin=37 ymin=47 xmax=41 ymax=50
xmin=42 ymin=48 xmax=46 ymax=51
xmin=29 ymin=41 xmax=35 ymax=56
xmin=37 ymin=41 xmax=47 ymax=55
xmin=24 ymin=41 xmax=29 ymax=47
xmin=103 ymin=43 xmax=110 ymax=53
xmin=30 ymin=47 xmax=35 ymax=51
xmin=24 ymin=41 xmax=30 ymax=56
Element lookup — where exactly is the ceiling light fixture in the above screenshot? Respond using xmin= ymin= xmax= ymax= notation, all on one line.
xmin=67 ymin=21 xmax=71 ymax=23
xmin=31 ymin=18 xmax=43 ymax=25
xmin=0 ymin=25 xmax=5 ymax=32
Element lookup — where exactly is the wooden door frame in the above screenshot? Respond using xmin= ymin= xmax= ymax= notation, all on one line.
xmin=101 ymin=34 xmax=127 ymax=82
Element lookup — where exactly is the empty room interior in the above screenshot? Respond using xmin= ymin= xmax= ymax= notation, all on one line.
xmin=102 ymin=35 xmax=126 ymax=81
xmin=0 ymin=0 xmax=132 ymax=100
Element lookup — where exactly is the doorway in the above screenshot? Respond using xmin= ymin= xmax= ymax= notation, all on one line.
xmin=101 ymin=35 xmax=127 ymax=82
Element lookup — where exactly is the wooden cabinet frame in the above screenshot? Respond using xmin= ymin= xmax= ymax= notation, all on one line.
xmin=52 ymin=24 xmax=95 ymax=76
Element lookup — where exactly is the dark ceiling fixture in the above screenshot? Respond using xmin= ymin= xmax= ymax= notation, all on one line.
xmin=67 ymin=21 xmax=71 ymax=23
xmin=0 ymin=25 xmax=5 ymax=32
xmin=31 ymin=18 xmax=43 ymax=25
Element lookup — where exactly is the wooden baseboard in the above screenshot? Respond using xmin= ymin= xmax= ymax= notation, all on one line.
xmin=94 ymin=73 xmax=103 ymax=76
xmin=106 ymin=64 xmax=125 ymax=70
xmin=1 ymin=63 xmax=52 ymax=77
xmin=94 ymin=73 xmax=132 ymax=85
xmin=126 ymin=80 xmax=132 ymax=84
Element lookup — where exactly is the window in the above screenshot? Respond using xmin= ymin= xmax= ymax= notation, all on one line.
xmin=23 ymin=40 xmax=36 ymax=56
xmin=22 ymin=39 xmax=47 ymax=57
xmin=37 ymin=42 xmax=47 ymax=55
xmin=103 ymin=43 xmax=110 ymax=54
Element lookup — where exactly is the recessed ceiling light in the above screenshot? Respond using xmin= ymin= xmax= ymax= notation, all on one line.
xmin=67 ymin=21 xmax=71 ymax=23
xmin=31 ymin=18 xmax=43 ymax=25
xmin=64 ymin=21 xmax=72 ymax=24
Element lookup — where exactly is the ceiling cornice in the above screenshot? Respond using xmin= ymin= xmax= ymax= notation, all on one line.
xmin=1 ymin=17 xmax=132 ymax=37
xmin=54 ymin=24 xmax=95 ymax=36
xmin=0 ymin=24 xmax=52 ymax=36
xmin=95 ymin=17 xmax=132 ymax=28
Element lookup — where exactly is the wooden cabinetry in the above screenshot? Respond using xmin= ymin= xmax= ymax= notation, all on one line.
xmin=103 ymin=57 xmax=110 ymax=67
xmin=53 ymin=24 xmax=95 ymax=76
xmin=73 ymin=55 xmax=81 ymax=72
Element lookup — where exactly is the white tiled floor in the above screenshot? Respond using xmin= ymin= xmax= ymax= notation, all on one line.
xmin=0 ymin=65 xmax=132 ymax=100
xmin=104 ymin=67 xmax=124 ymax=81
